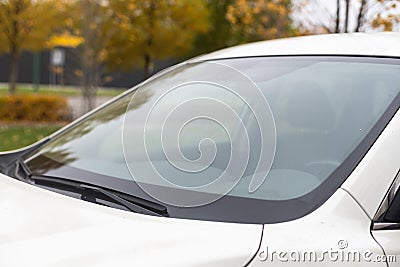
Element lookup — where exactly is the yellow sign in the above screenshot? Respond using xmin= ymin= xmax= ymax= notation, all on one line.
xmin=48 ymin=33 xmax=83 ymax=48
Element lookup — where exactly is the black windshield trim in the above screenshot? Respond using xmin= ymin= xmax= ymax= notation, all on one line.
xmin=200 ymin=54 xmax=400 ymax=64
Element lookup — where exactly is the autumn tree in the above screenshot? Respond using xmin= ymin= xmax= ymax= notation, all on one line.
xmin=190 ymin=0 xmax=236 ymax=56
xmin=106 ymin=0 xmax=209 ymax=78
xmin=0 ymin=0 xmax=65 ymax=94
xmin=62 ymin=0 xmax=116 ymax=112
xmin=78 ymin=0 xmax=114 ymax=112
xmin=226 ymin=0 xmax=298 ymax=43
xmin=370 ymin=0 xmax=400 ymax=31
xmin=294 ymin=0 xmax=400 ymax=34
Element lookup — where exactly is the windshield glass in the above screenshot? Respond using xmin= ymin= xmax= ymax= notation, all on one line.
xmin=26 ymin=56 xmax=400 ymax=223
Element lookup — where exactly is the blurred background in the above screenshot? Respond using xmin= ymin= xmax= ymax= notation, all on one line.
xmin=0 ymin=0 xmax=399 ymax=151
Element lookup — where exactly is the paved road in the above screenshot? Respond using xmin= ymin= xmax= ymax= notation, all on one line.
xmin=67 ymin=96 xmax=115 ymax=119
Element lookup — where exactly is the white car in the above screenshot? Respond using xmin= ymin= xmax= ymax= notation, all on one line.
xmin=1 ymin=33 xmax=400 ymax=266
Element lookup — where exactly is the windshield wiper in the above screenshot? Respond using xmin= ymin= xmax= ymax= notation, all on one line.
xmin=0 ymin=137 xmax=51 ymax=174
xmin=11 ymin=159 xmax=169 ymax=217
xmin=13 ymin=159 xmax=35 ymax=183
xmin=79 ymin=184 xmax=169 ymax=216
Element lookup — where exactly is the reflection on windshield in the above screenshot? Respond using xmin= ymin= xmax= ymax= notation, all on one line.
xmin=34 ymin=89 xmax=153 ymax=172
xmin=28 ymin=149 xmax=77 ymax=175
xmin=27 ymin=57 xmax=400 ymax=203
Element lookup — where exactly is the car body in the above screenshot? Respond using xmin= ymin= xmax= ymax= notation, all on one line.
xmin=1 ymin=32 xmax=400 ymax=266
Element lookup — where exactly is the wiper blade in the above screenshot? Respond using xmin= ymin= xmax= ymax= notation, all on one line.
xmin=80 ymin=183 xmax=169 ymax=217
xmin=9 ymin=160 xmax=168 ymax=217
xmin=32 ymin=175 xmax=169 ymax=217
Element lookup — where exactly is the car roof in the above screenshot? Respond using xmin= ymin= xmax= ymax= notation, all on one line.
xmin=191 ymin=32 xmax=400 ymax=62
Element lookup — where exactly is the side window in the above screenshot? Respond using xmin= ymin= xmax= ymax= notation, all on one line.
xmin=373 ymin=170 xmax=400 ymax=229
xmin=383 ymin=173 xmax=400 ymax=223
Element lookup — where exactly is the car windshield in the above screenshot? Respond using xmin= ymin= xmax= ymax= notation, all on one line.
xmin=26 ymin=56 xmax=400 ymax=223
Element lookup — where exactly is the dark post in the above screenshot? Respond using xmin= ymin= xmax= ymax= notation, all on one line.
xmin=32 ymin=52 xmax=41 ymax=92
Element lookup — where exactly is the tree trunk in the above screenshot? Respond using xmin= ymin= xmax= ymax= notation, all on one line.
xmin=335 ymin=0 xmax=340 ymax=33
xmin=9 ymin=51 xmax=18 ymax=94
xmin=142 ymin=1 xmax=155 ymax=79
xmin=344 ymin=0 xmax=350 ymax=33
xmin=80 ymin=0 xmax=98 ymax=114
xmin=81 ymin=61 xmax=98 ymax=113
xmin=355 ymin=0 xmax=367 ymax=32
xmin=83 ymin=85 xmax=96 ymax=112
xmin=144 ymin=53 xmax=151 ymax=79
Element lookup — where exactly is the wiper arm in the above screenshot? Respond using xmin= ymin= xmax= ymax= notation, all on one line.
xmin=13 ymin=158 xmax=34 ymax=184
xmin=32 ymin=175 xmax=169 ymax=217
xmin=79 ymin=184 xmax=169 ymax=217
xmin=9 ymin=160 xmax=169 ymax=217
xmin=0 ymin=137 xmax=51 ymax=173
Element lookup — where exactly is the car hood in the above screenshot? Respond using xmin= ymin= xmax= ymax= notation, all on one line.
xmin=0 ymin=174 xmax=262 ymax=267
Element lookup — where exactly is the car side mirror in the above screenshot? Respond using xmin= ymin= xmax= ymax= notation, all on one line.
xmin=372 ymin=170 xmax=400 ymax=230
xmin=384 ymin=188 xmax=400 ymax=222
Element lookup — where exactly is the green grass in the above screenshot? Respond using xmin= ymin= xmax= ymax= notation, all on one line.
xmin=0 ymin=125 xmax=62 ymax=151
xmin=0 ymin=85 xmax=125 ymax=97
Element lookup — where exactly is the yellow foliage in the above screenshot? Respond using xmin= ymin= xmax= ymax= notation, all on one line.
xmin=0 ymin=0 xmax=69 ymax=54
xmin=370 ymin=0 xmax=400 ymax=31
xmin=226 ymin=0 xmax=295 ymax=43
xmin=0 ymin=95 xmax=70 ymax=122
xmin=105 ymin=0 xmax=210 ymax=71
